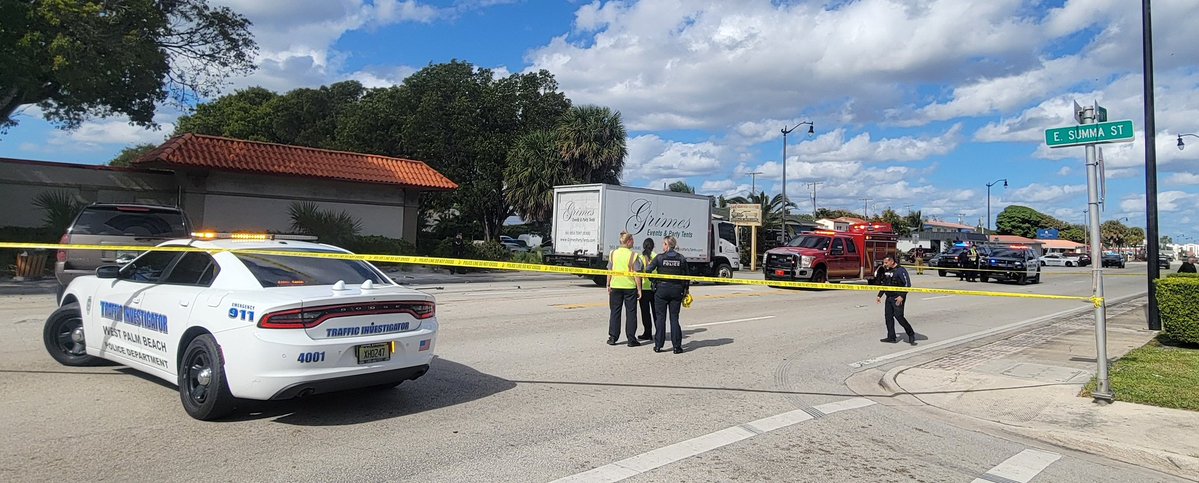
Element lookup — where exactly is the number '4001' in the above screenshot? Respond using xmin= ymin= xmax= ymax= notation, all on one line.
xmin=228 ymin=308 xmax=255 ymax=321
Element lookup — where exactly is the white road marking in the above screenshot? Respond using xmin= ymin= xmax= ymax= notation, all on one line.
xmin=552 ymin=398 xmax=876 ymax=482
xmin=972 ymin=448 xmax=1061 ymax=483
xmin=921 ymin=295 xmax=954 ymax=300
xmin=686 ymin=315 xmax=775 ymax=328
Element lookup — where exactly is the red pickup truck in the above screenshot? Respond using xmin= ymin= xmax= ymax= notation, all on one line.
xmin=762 ymin=223 xmax=899 ymax=284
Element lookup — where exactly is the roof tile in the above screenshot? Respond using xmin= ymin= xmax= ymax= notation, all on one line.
xmin=135 ymin=134 xmax=457 ymax=190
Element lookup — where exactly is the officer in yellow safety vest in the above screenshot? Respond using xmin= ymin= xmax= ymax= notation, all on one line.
xmin=633 ymin=238 xmax=658 ymax=342
xmin=607 ymin=233 xmax=642 ymax=346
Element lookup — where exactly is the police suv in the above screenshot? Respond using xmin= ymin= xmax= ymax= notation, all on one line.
xmin=43 ymin=234 xmax=438 ymax=420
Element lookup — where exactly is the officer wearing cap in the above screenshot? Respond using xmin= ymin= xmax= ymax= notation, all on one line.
xmin=643 ymin=235 xmax=688 ymax=354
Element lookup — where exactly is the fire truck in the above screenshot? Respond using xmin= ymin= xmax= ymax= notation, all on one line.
xmin=762 ymin=223 xmax=899 ymax=284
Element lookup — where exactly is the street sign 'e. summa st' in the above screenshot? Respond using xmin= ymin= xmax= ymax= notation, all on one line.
xmin=1044 ymin=120 xmax=1134 ymax=148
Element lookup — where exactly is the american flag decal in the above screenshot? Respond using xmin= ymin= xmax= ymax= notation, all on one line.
xmin=419 ymin=339 xmax=430 ymax=351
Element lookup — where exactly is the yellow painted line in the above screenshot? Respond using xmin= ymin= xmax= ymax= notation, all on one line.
xmin=2 ymin=242 xmax=1101 ymax=306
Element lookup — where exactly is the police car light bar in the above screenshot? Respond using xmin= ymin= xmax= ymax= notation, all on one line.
xmin=191 ymin=232 xmax=319 ymax=241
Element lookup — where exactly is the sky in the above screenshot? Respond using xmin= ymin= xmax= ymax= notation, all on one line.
xmin=2 ymin=0 xmax=1198 ymax=243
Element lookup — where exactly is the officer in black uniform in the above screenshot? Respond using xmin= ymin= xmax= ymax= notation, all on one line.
xmin=643 ymin=235 xmax=688 ymax=354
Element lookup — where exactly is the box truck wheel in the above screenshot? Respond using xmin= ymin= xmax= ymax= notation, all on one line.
xmin=592 ymin=275 xmax=606 ymax=287
xmin=715 ymin=263 xmax=732 ymax=279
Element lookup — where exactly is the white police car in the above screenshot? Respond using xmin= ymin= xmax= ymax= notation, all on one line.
xmin=43 ymin=234 xmax=438 ymax=420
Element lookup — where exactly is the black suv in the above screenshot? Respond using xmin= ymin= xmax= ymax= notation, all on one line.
xmin=979 ymin=248 xmax=1041 ymax=284
xmin=1101 ymin=253 xmax=1125 ymax=268
xmin=54 ymin=204 xmax=193 ymax=297
xmin=928 ymin=245 xmax=995 ymax=277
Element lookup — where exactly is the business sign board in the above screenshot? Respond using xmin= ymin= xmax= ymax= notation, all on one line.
xmin=728 ymin=204 xmax=763 ymax=226
xmin=1036 ymin=228 xmax=1060 ymax=240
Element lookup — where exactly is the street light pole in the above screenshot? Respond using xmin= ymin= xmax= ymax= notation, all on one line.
xmin=1143 ymin=0 xmax=1161 ymax=331
xmin=780 ymin=121 xmax=814 ymax=243
xmin=986 ymin=178 xmax=1008 ymax=233
xmin=1177 ymin=133 xmax=1199 ymax=150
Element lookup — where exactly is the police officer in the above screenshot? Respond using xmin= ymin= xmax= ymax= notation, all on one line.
xmin=634 ymin=238 xmax=657 ymax=341
xmin=876 ymin=255 xmax=917 ymax=346
xmin=643 ymin=236 xmax=688 ymax=354
xmin=607 ymin=233 xmax=642 ymax=347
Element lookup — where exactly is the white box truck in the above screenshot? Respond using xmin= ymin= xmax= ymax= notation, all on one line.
xmin=544 ymin=184 xmax=741 ymax=286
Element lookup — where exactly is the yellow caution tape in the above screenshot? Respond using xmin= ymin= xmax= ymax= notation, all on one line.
xmin=0 ymin=242 xmax=1102 ymax=305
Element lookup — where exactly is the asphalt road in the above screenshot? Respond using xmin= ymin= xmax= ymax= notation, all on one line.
xmin=0 ymin=263 xmax=1183 ymax=482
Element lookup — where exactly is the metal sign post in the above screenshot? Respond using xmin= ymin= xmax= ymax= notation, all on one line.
xmin=1047 ymin=102 xmax=1121 ymax=403
xmin=1081 ymin=103 xmax=1114 ymax=403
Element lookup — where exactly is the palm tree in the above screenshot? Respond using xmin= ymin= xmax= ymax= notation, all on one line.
xmin=667 ymin=181 xmax=695 ymax=193
xmin=505 ymin=130 xmax=577 ymax=223
xmin=557 ymin=105 xmax=627 ymax=184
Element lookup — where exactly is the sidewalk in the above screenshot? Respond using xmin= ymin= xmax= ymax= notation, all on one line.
xmin=0 ymin=276 xmax=57 ymax=295
xmin=866 ymin=298 xmax=1199 ymax=480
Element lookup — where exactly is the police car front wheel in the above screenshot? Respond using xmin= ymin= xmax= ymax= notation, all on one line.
xmin=43 ymin=303 xmax=105 ymax=367
xmin=178 ymin=334 xmax=236 ymax=421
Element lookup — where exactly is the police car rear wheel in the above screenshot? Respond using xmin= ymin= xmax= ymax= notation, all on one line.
xmin=43 ymin=303 xmax=104 ymax=366
xmin=179 ymin=334 xmax=235 ymax=421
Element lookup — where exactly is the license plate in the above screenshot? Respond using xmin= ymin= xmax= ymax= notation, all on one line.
xmin=356 ymin=343 xmax=391 ymax=364
xmin=775 ymin=269 xmax=785 ymax=276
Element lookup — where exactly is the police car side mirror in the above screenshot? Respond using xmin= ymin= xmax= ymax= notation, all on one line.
xmin=96 ymin=265 xmax=120 ymax=279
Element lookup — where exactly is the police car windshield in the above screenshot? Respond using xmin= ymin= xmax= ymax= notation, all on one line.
xmin=785 ymin=235 xmax=831 ymax=250
xmin=234 ymin=250 xmax=388 ymax=288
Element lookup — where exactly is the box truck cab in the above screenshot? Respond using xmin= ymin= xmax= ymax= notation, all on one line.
xmin=762 ymin=223 xmax=897 ymax=284
xmin=544 ymin=184 xmax=741 ymax=286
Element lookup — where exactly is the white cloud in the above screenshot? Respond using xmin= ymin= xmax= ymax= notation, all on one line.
xmin=47 ymin=120 xmax=174 ymax=149
xmin=792 ymin=125 xmax=962 ymax=163
xmin=1008 ymin=183 xmax=1087 ymax=203
xmin=528 ymin=0 xmax=1049 ymax=131
xmin=1119 ymin=191 xmax=1196 ymax=213
xmin=623 ymin=135 xmax=727 ymax=181
xmin=1057 ymin=166 xmax=1071 ymax=176
xmin=1166 ymin=172 xmax=1199 ymax=185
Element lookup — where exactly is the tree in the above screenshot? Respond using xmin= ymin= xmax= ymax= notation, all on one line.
xmin=2 ymin=0 xmax=256 ymax=132
xmin=667 ymin=181 xmax=695 ymax=193
xmin=505 ymin=130 xmax=575 ymax=223
xmin=814 ymin=208 xmax=866 ymax=220
xmin=109 ymin=143 xmax=158 ymax=167
xmin=903 ymin=210 xmax=924 ymax=234
xmin=1126 ymin=227 xmax=1145 ymax=248
xmin=1060 ymin=225 xmax=1086 ymax=244
xmin=1101 ymin=220 xmax=1129 ymax=251
xmin=175 ymin=87 xmax=278 ymax=141
xmin=1160 ymin=235 xmax=1173 ymax=250
xmin=872 ymin=208 xmax=911 ymax=237
xmin=557 ymin=105 xmax=627 ymax=184
xmin=995 ymin=205 xmax=1045 ymax=238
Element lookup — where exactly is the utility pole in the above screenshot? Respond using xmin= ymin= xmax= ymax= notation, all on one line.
xmin=1142 ymin=0 xmax=1161 ymax=331
xmin=957 ymin=212 xmax=966 ymax=225
xmin=747 ymin=171 xmax=763 ymax=194
xmin=806 ymin=181 xmax=821 ymax=216
xmin=861 ymin=198 xmax=872 ymax=219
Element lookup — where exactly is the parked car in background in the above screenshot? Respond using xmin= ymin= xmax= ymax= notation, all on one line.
xmin=54 ymin=204 xmax=193 ymax=301
xmin=1038 ymin=252 xmax=1081 ymax=267
xmin=927 ymin=244 xmax=996 ymax=277
xmin=499 ymin=236 xmax=531 ymax=253
xmin=1158 ymin=256 xmax=1171 ymax=270
xmin=1101 ymin=253 xmax=1125 ymax=268
xmin=1072 ymin=252 xmax=1091 ymax=267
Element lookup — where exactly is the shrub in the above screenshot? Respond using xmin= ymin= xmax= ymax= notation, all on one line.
xmin=512 ymin=249 xmax=543 ymax=264
xmin=1166 ymin=272 xmax=1199 ymax=279
xmin=288 ymin=201 xmax=361 ymax=247
xmin=473 ymin=241 xmax=512 ymax=262
xmin=32 ymin=190 xmax=83 ymax=235
xmin=1155 ymin=276 xmax=1199 ymax=345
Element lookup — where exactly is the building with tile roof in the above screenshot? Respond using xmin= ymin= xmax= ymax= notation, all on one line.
xmin=0 ymin=134 xmax=457 ymax=244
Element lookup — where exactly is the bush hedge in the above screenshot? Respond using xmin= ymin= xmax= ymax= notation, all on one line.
xmin=1155 ymin=276 xmax=1199 ymax=345
xmin=1165 ymin=272 xmax=1199 ymax=279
